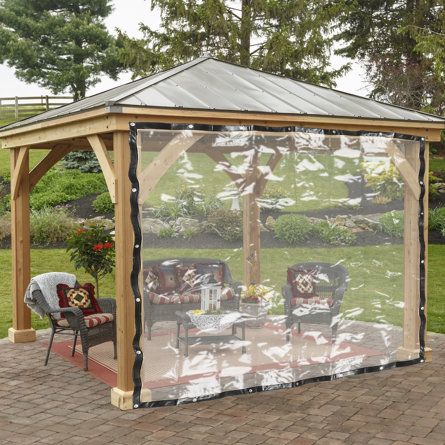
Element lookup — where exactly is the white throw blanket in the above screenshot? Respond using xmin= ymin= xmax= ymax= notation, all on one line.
xmin=24 ymin=272 xmax=77 ymax=319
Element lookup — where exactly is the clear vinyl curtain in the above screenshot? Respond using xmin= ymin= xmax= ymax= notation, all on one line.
xmin=129 ymin=125 xmax=424 ymax=406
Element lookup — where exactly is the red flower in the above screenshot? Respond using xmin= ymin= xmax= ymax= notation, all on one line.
xmin=93 ymin=243 xmax=103 ymax=252
xmin=76 ymin=227 xmax=86 ymax=235
xmin=104 ymin=242 xmax=114 ymax=249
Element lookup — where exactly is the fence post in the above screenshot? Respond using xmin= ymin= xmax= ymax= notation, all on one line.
xmin=14 ymin=96 xmax=19 ymax=119
xmin=45 ymin=95 xmax=49 ymax=111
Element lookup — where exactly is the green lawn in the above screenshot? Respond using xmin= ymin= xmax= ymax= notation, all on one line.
xmin=1 ymin=244 xmax=444 ymax=339
xmin=0 ymin=149 xmax=48 ymax=179
xmin=430 ymin=156 xmax=445 ymax=173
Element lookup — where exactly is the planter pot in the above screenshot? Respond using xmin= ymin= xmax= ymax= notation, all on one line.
xmin=240 ymin=302 xmax=267 ymax=328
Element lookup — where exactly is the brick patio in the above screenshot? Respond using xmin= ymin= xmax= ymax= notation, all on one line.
xmin=0 ymin=330 xmax=444 ymax=445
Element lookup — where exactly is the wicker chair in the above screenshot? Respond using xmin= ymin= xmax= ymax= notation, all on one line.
xmin=143 ymin=258 xmax=241 ymax=340
xmin=283 ymin=262 xmax=349 ymax=343
xmin=31 ymin=277 xmax=116 ymax=371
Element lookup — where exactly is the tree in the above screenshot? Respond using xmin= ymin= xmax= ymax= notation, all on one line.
xmin=0 ymin=0 xmax=121 ymax=100
xmin=335 ymin=0 xmax=445 ymax=114
xmin=118 ymin=0 xmax=347 ymax=86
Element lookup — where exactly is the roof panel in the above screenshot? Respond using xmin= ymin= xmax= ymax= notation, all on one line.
xmin=1 ymin=56 xmax=444 ymax=132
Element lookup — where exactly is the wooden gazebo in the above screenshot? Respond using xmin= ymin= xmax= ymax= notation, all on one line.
xmin=1 ymin=57 xmax=444 ymax=409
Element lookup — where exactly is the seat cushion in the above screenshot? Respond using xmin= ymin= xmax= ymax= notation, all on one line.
xmin=56 ymin=283 xmax=102 ymax=318
xmin=56 ymin=313 xmax=114 ymax=328
xmin=148 ymin=287 xmax=234 ymax=305
xmin=290 ymin=296 xmax=334 ymax=307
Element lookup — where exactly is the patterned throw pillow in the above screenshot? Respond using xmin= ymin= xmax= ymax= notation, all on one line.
xmin=287 ymin=267 xmax=317 ymax=299
xmin=175 ymin=265 xmax=198 ymax=293
xmin=144 ymin=267 xmax=160 ymax=292
xmin=56 ymin=283 xmax=102 ymax=318
xmin=196 ymin=263 xmax=225 ymax=285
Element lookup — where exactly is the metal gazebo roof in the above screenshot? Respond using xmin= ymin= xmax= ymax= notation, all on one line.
xmin=2 ymin=56 xmax=444 ymax=131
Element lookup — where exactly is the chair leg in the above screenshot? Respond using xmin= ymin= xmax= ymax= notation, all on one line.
xmin=72 ymin=331 xmax=78 ymax=357
xmin=83 ymin=354 xmax=88 ymax=371
xmin=113 ymin=337 xmax=117 ymax=360
xmin=286 ymin=318 xmax=292 ymax=342
xmin=44 ymin=327 xmax=56 ymax=366
xmin=297 ymin=321 xmax=301 ymax=334
xmin=331 ymin=323 xmax=338 ymax=344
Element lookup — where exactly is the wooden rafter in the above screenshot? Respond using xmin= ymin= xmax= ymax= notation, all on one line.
xmin=138 ymin=134 xmax=203 ymax=204
xmin=87 ymin=135 xmax=117 ymax=203
xmin=385 ymin=142 xmax=421 ymax=200
xmin=11 ymin=147 xmax=29 ymax=199
xmin=29 ymin=145 xmax=72 ymax=191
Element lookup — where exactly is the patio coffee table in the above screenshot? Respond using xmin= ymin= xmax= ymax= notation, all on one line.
xmin=175 ymin=311 xmax=247 ymax=357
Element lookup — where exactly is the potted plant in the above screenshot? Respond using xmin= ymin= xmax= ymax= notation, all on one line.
xmin=240 ymin=284 xmax=270 ymax=328
xmin=66 ymin=223 xmax=115 ymax=297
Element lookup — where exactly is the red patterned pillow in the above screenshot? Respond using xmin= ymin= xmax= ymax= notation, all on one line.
xmin=175 ymin=265 xmax=198 ymax=293
xmin=287 ymin=267 xmax=317 ymax=299
xmin=56 ymin=283 xmax=102 ymax=318
xmin=144 ymin=267 xmax=160 ymax=292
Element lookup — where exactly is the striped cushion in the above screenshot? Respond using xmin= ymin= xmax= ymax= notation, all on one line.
xmin=57 ymin=313 xmax=114 ymax=328
xmin=148 ymin=287 xmax=234 ymax=305
xmin=290 ymin=296 xmax=334 ymax=307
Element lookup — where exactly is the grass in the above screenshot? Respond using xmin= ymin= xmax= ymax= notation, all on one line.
xmin=0 ymin=149 xmax=48 ymax=179
xmin=430 ymin=156 xmax=445 ymax=173
xmin=1 ymin=244 xmax=443 ymax=339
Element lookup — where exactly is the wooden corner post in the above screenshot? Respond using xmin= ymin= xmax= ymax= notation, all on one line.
xmin=9 ymin=147 xmax=35 ymax=343
xmin=398 ymin=139 xmax=425 ymax=361
xmin=110 ymin=131 xmax=136 ymax=409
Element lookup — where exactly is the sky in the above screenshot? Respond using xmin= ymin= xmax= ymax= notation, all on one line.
xmin=0 ymin=0 xmax=370 ymax=98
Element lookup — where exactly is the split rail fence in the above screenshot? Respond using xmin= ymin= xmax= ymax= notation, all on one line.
xmin=0 ymin=95 xmax=73 ymax=123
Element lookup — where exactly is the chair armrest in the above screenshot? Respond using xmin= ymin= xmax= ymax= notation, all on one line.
xmin=98 ymin=298 xmax=116 ymax=316
xmin=48 ymin=307 xmax=83 ymax=317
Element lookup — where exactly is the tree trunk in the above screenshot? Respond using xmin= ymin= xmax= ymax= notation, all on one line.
xmin=240 ymin=0 xmax=252 ymax=66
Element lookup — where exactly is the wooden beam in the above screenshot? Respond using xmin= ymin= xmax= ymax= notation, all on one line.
xmin=138 ymin=133 xmax=203 ymax=204
xmin=11 ymin=147 xmax=29 ymax=199
xmin=87 ymin=135 xmax=117 ymax=203
xmin=385 ymin=142 xmax=421 ymax=200
xmin=111 ymin=131 xmax=136 ymax=408
xmin=9 ymin=147 xmax=35 ymax=343
xmin=29 ymin=146 xmax=72 ymax=190
xmin=257 ymin=150 xmax=283 ymax=195
xmin=206 ymin=150 xmax=244 ymax=185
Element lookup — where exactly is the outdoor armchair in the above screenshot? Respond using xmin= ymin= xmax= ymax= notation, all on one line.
xmin=283 ymin=262 xmax=349 ymax=343
xmin=27 ymin=272 xmax=116 ymax=371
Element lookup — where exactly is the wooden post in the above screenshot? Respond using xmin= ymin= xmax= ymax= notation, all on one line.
xmin=14 ymin=96 xmax=18 ymax=119
xmin=243 ymin=192 xmax=261 ymax=285
xmin=8 ymin=147 xmax=35 ymax=343
xmin=399 ymin=141 xmax=421 ymax=360
xmin=423 ymin=142 xmax=432 ymax=361
xmin=110 ymin=131 xmax=149 ymax=409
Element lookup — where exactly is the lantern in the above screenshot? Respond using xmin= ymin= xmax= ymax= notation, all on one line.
xmin=201 ymin=275 xmax=222 ymax=312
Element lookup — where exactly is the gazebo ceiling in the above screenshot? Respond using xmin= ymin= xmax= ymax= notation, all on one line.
xmin=2 ymin=56 xmax=445 ymax=134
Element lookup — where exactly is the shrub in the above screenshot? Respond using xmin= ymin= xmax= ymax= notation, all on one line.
xmin=158 ymin=226 xmax=176 ymax=238
xmin=315 ymin=221 xmax=357 ymax=246
xmin=429 ymin=207 xmax=445 ymax=232
xmin=30 ymin=208 xmax=77 ymax=245
xmin=93 ymin=192 xmax=114 ymax=214
xmin=66 ymin=223 xmax=115 ymax=297
xmin=429 ymin=172 xmax=445 ymax=200
xmin=379 ymin=211 xmax=404 ymax=238
xmin=0 ymin=194 xmax=11 ymax=216
xmin=0 ymin=213 xmax=11 ymax=240
xmin=207 ymin=208 xmax=243 ymax=241
xmin=152 ymin=186 xmax=222 ymax=219
xmin=30 ymin=169 xmax=107 ymax=210
xmin=365 ymin=163 xmax=403 ymax=202
xmin=260 ymin=184 xmax=289 ymax=209
xmin=62 ymin=151 xmax=101 ymax=173
xmin=274 ymin=215 xmax=313 ymax=245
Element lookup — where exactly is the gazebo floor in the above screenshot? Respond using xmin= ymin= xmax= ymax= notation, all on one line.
xmin=1 ymin=329 xmax=445 ymax=445
xmin=53 ymin=319 xmax=405 ymax=402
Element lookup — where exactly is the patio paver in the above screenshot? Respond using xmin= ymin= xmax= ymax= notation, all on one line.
xmin=0 ymin=330 xmax=444 ymax=445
